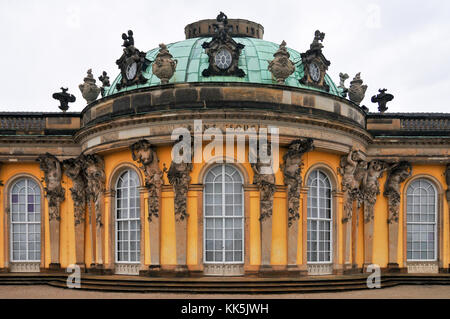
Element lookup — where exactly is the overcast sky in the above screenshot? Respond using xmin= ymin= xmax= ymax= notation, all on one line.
xmin=0 ymin=0 xmax=449 ymax=113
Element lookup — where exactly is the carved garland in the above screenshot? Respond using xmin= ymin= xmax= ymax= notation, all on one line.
xmin=130 ymin=139 xmax=164 ymax=222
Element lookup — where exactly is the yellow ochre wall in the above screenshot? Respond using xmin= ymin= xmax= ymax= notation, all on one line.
xmin=0 ymin=148 xmax=448 ymax=271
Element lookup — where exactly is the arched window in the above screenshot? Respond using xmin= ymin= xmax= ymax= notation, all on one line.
xmin=307 ymin=170 xmax=332 ymax=263
xmin=204 ymin=165 xmax=244 ymax=264
xmin=406 ymin=179 xmax=437 ymax=261
xmin=10 ymin=178 xmax=41 ymax=262
xmin=115 ymin=169 xmax=141 ymax=263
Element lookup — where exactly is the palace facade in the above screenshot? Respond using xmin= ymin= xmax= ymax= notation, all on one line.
xmin=0 ymin=13 xmax=449 ymax=278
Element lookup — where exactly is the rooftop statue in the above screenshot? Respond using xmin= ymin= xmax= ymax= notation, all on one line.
xmin=122 ymin=30 xmax=134 ymax=48
xmin=299 ymin=30 xmax=330 ymax=92
xmin=116 ymin=30 xmax=150 ymax=90
xmin=98 ymin=71 xmax=110 ymax=97
xmin=79 ymin=69 xmax=101 ymax=104
xmin=152 ymin=43 xmax=178 ymax=85
xmin=201 ymin=12 xmax=246 ymax=77
xmin=371 ymin=88 xmax=394 ymax=113
xmin=348 ymin=72 xmax=368 ymax=105
xmin=268 ymin=40 xmax=296 ymax=84
xmin=311 ymin=30 xmax=325 ymax=50
xmin=338 ymin=72 xmax=349 ymax=97
xmin=52 ymin=87 xmax=76 ymax=112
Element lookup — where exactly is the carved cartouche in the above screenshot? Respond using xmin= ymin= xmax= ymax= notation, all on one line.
xmin=268 ymin=41 xmax=295 ymax=84
xmin=152 ymin=43 xmax=177 ymax=85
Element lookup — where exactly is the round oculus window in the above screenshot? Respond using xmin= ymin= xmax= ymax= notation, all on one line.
xmin=126 ymin=62 xmax=137 ymax=80
xmin=309 ymin=63 xmax=321 ymax=82
xmin=214 ymin=49 xmax=232 ymax=70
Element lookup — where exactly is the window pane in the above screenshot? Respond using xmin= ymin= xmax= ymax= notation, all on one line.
xmin=307 ymin=170 xmax=332 ymax=264
xmin=204 ymin=165 xmax=244 ymax=264
xmin=115 ymin=170 xmax=141 ymax=263
xmin=10 ymin=178 xmax=41 ymax=262
xmin=406 ymin=179 xmax=436 ymax=261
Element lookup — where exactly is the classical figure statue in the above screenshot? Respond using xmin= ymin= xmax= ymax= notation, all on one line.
xmin=338 ymin=72 xmax=349 ymax=97
xmin=165 ymin=160 xmax=192 ymax=222
xmin=130 ymin=139 xmax=164 ymax=221
xmin=268 ymin=41 xmax=296 ymax=84
xmin=37 ymin=153 xmax=65 ymax=221
xmin=348 ymin=73 xmax=368 ymax=105
xmin=282 ymin=138 xmax=314 ymax=226
xmin=98 ymin=71 xmax=110 ymax=97
xmin=78 ymin=69 xmax=101 ymax=104
xmin=165 ymin=138 xmax=192 ymax=222
xmin=62 ymin=156 xmax=87 ymax=226
xmin=152 ymin=43 xmax=177 ymax=85
xmin=384 ymin=161 xmax=412 ymax=223
xmin=362 ymin=160 xmax=391 ymax=223
xmin=338 ymin=148 xmax=367 ymax=222
xmin=84 ymin=154 xmax=106 ymax=227
xmin=251 ymin=143 xmax=276 ymax=222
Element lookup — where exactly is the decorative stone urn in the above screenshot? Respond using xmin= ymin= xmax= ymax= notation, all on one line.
xmin=348 ymin=72 xmax=368 ymax=105
xmin=152 ymin=43 xmax=177 ymax=84
xmin=78 ymin=69 xmax=101 ymax=104
xmin=268 ymin=40 xmax=296 ymax=84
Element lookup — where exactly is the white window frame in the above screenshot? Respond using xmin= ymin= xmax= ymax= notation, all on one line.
xmin=203 ymin=164 xmax=245 ymax=265
xmin=406 ymin=178 xmax=438 ymax=262
xmin=115 ymin=169 xmax=141 ymax=264
xmin=9 ymin=178 xmax=41 ymax=263
xmin=306 ymin=169 xmax=333 ymax=264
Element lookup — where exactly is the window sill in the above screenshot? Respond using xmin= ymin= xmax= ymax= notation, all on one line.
xmin=9 ymin=262 xmax=40 ymax=273
xmin=407 ymin=261 xmax=439 ymax=274
xmin=114 ymin=263 xmax=141 ymax=275
xmin=307 ymin=263 xmax=333 ymax=275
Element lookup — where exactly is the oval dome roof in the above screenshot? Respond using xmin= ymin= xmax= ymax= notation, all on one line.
xmin=105 ymin=37 xmax=342 ymax=98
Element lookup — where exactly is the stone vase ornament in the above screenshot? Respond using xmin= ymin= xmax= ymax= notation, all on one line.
xmin=348 ymin=73 xmax=368 ymax=105
xmin=152 ymin=44 xmax=177 ymax=85
xmin=79 ymin=69 xmax=101 ymax=104
xmin=268 ymin=41 xmax=296 ymax=84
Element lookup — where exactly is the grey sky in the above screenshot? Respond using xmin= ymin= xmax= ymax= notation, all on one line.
xmin=0 ymin=0 xmax=449 ymax=113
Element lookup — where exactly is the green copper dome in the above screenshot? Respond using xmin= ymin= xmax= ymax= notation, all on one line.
xmin=105 ymin=37 xmax=341 ymax=97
